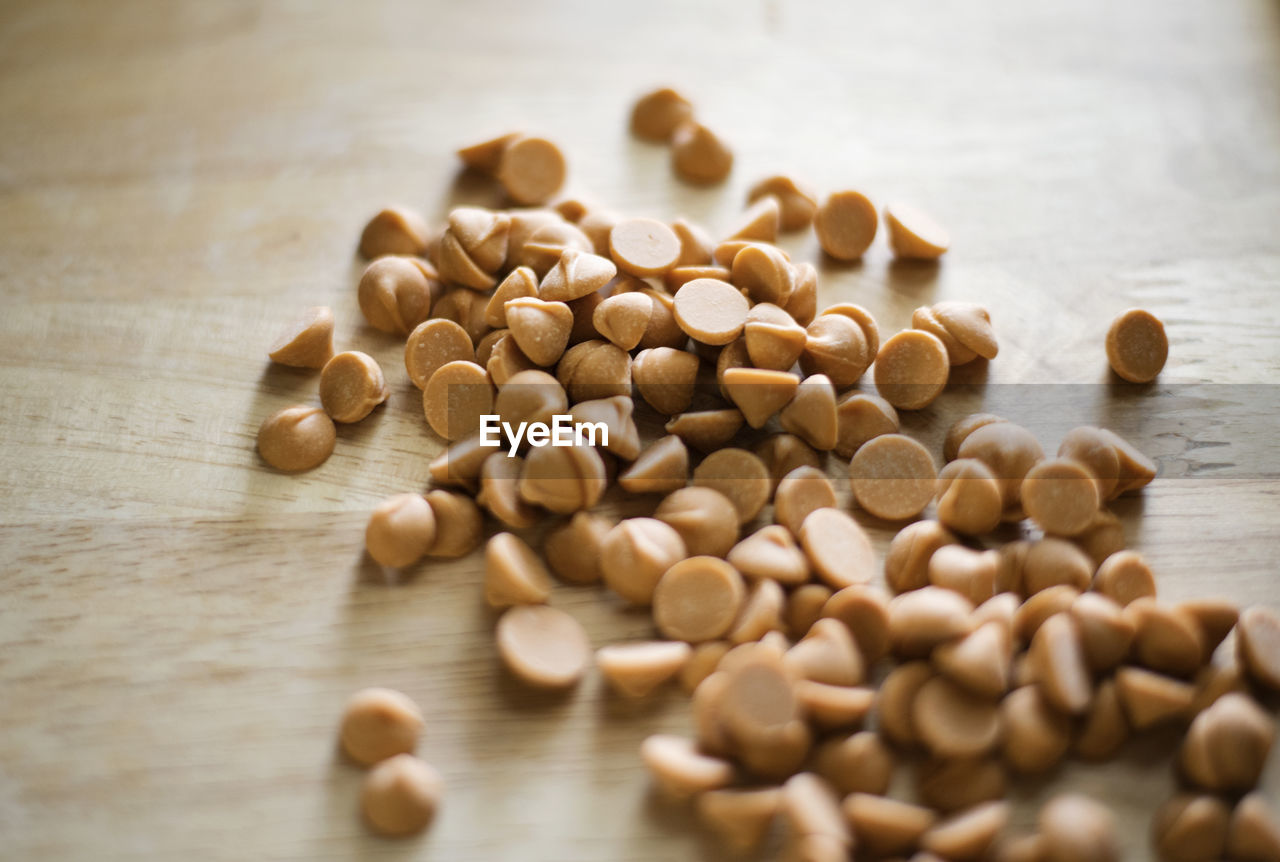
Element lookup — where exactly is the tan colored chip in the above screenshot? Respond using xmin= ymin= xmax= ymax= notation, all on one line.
xmin=504 ymin=295 xmax=573 ymax=366
xmin=608 ymin=217 xmax=681 ymax=277
xmin=518 ymin=442 xmax=607 ymax=514
xmin=597 ymin=640 xmax=692 ymax=697
xmin=618 ymin=435 xmax=688 ymax=495
xmin=1074 ymin=678 xmax=1129 ymax=761
xmin=599 ymin=517 xmax=687 ymax=606
xmin=783 ymin=262 xmax=819 ymax=326
xmin=876 ymin=660 xmax=934 ymax=747
xmin=745 ymin=302 xmax=808 ymax=371
xmin=1125 ymin=597 xmax=1206 ymax=677
xmin=268 ymin=306 xmax=334 ymax=369
xmin=543 ymin=510 xmax=612 ymax=585
xmin=692 ymin=448 xmax=772 ymax=523
xmin=884 ymin=521 xmax=958 ymax=594
xmin=849 ymin=433 xmax=938 ymax=520
xmin=1070 ymin=592 xmax=1136 ymax=672
xmin=556 ymin=339 xmax=632 ymax=401
xmin=1021 ymin=457 xmax=1102 ymax=537
xmin=944 ymin=413 xmax=1007 ymax=463
xmin=884 ymin=201 xmax=950 ymax=260
xmin=673 ymin=277 xmax=750 ymax=345
xmin=653 ymin=556 xmax=747 ymax=643
xmin=358 ymin=206 xmax=431 ymax=259
xmin=730 ymin=241 xmax=793 ymax=305
xmin=726 ymin=195 xmax=781 ymax=242
xmin=749 ymin=175 xmax=818 ymax=231
xmin=422 ymin=359 xmax=493 ymax=440
xmin=664 ymin=408 xmax=744 ymax=453
xmin=257 ymin=405 xmax=335 ymax=472
xmin=774 ymin=465 xmax=838 ymax=535
xmin=822 ymin=584 xmax=892 ymax=665
xmin=495 ymin=604 xmax=590 ymax=688
xmin=592 ymin=292 xmax=652 ymax=350
xmin=697 ymin=787 xmax=781 ymax=853
xmin=432 ymin=286 xmax=491 ymax=342
xmin=888 ymin=586 xmax=975 ymax=657
xmin=935 ymin=458 xmax=1003 ymax=535
xmin=1106 ymin=307 xmax=1168 ymax=383
xmin=365 ymin=494 xmax=436 ymax=569
xmin=405 ymin=318 xmax=475 ymax=390
xmin=727 ymin=525 xmax=810 ymax=586
xmin=631 ymin=346 xmax=699 ymax=415
xmin=339 ymin=687 xmax=424 ymax=767
xmin=800 ymin=314 xmax=872 ymax=388
xmin=423 ymin=490 xmax=483 ymax=558
xmin=360 ymin=754 xmax=442 ymax=837
xmin=873 ymin=329 xmax=950 ymax=410
xmin=320 ymin=351 xmax=390 ymax=423
xmin=1002 ymin=685 xmax=1071 ymax=774
xmin=814 ymin=190 xmax=878 ymax=260
xmin=722 ymin=367 xmax=800 ymax=429
xmin=1027 ymin=612 xmax=1092 ymax=714
xmin=483 ymin=532 xmax=553 ymax=609
xmin=630 ymin=87 xmax=694 ymax=141
xmin=779 ymin=374 xmax=838 ymax=451
xmin=1237 ymin=606 xmax=1280 ymax=691
xmin=495 ymin=135 xmax=566 ymax=205
xmin=934 ymin=621 xmax=1010 ymax=698
xmin=956 ymin=421 xmax=1046 ymax=507
xmin=1114 ymin=666 xmax=1194 ymax=729
xmin=1152 ymin=794 xmax=1231 ymax=862
xmin=641 ymin=733 xmax=735 ymax=798
xmin=834 ymin=391 xmax=899 ymax=459
xmin=813 ymin=731 xmax=894 ymax=796
xmin=913 ymin=676 xmax=1002 ymax=758
xmin=798 ymin=507 xmax=876 ymax=590
xmin=655 ymin=486 xmax=740 ymax=557
xmin=671 ymin=216 xmax=716 ymax=266
xmin=671 ymin=121 xmax=733 ymax=185
xmin=476 ymin=452 xmax=539 ymax=529
xmin=755 ymin=433 xmax=822 ymax=491
xmin=843 ymin=793 xmax=937 ymax=858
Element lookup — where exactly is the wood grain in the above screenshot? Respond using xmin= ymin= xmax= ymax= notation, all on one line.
xmin=1 ymin=1 xmax=1278 ymax=859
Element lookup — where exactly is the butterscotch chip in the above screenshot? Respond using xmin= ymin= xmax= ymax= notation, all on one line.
xmin=493 ymin=369 xmax=566 ymax=432
xmin=670 ymin=216 xmax=715 ymax=266
xmin=1037 ymin=794 xmax=1118 ymax=862
xmin=920 ymin=802 xmax=1008 ymax=861
xmin=1055 ymin=426 xmax=1123 ymax=500
xmin=888 ymin=586 xmax=975 ymax=658
xmin=697 ymin=787 xmax=781 ymax=852
xmin=722 ymin=367 xmax=800 ymax=429
xmin=928 ymin=545 xmax=999 ymax=605
xmin=781 ymin=834 xmax=846 ymax=862
xmin=422 ymin=360 xmax=492 ymax=440
xmin=1069 ymin=592 xmax=1135 ymax=672
xmin=1027 ymin=612 xmax=1092 ymax=714
xmin=575 ymin=209 xmax=620 ymax=257
xmin=884 ymin=521 xmax=958 ymax=594
xmin=1001 ymin=685 xmax=1071 ymax=774
xmin=319 ymin=351 xmax=389 ymax=423
xmin=590 ymin=292 xmax=652 ymax=350
xmin=365 ymin=494 xmax=437 ymax=569
xmin=556 ymin=339 xmax=632 ymax=401
xmin=630 ymin=87 xmax=694 ymax=141
xmin=628 ymin=348 xmax=695 ymax=417
xmin=884 ymin=202 xmax=950 ymax=260
xmin=474 ymin=328 xmax=509 ymax=370
xmin=542 ymin=511 xmax=612 ymax=585
xmin=1237 ymin=606 xmax=1280 ymax=691
xmin=672 ymin=277 xmax=750 ymax=346
xmin=339 ymin=687 xmax=424 ymax=767
xmin=1092 ymin=550 xmax=1156 ymax=606
xmin=730 ymin=241 xmax=793 ymax=304
xmin=973 ymin=592 xmax=1020 ymax=639
xmin=569 ymin=395 xmax=639 ymax=460
xmin=1178 ymin=598 xmax=1238 ymax=661
xmin=602 ymin=217 xmax=680 ymax=278
xmin=742 ymin=304 xmax=798 ymax=374
xmin=875 ymin=660 xmax=932 ymax=747
xmin=844 ymin=793 xmax=936 ymax=857
xmin=728 ymin=579 xmax=786 ymax=644
xmin=726 ymin=195 xmax=782 ymax=243
xmin=359 ymin=206 xmax=431 ymax=259
xmin=597 ymin=640 xmax=692 ymax=697
xmin=745 ymin=302 xmax=808 ymax=370
xmin=495 ymin=604 xmax=590 ymax=688
xmin=1114 ymin=666 xmax=1194 ymax=729
xmin=1021 ymin=458 xmax=1101 ymax=537
xmin=756 ymin=434 xmax=821 ymax=492
xmin=404 ymin=318 xmax=474 ymax=390
xmin=795 ymin=680 xmax=874 ymax=730
xmin=1190 ymin=657 xmax=1251 ymax=716
xmin=810 ymin=732 xmax=893 ymax=798
xmin=599 ymin=517 xmax=687 ymax=606
xmin=654 ymin=556 xmax=747 ymax=643
xmin=257 ymin=405 xmax=335 ymax=471
xmin=483 ymin=532 xmax=553 ymax=609
xmin=797 ymin=507 xmax=876 ymax=590
xmin=1073 ymin=508 xmax=1126 ymax=567
xmin=913 ymin=305 xmax=981 ymax=366
xmin=269 ymin=306 xmax=334 ymax=369
xmin=1152 ymin=794 xmax=1230 ymax=862
xmin=654 ymin=486 xmax=739 ymax=557
xmin=822 ymin=585 xmax=891 ymax=665
xmin=664 ymin=409 xmax=744 ymax=453
xmin=781 ymin=772 xmax=851 ymax=846
xmin=617 ymin=435 xmax=688 ymax=495
xmin=1179 ymin=692 xmax=1274 ymax=792
xmin=518 ymin=221 xmax=593 ymax=277
xmin=448 ymin=207 xmax=511 ymax=273
xmin=457 ymin=132 xmax=521 ymax=173
xmin=821 ymin=302 xmax=881 ymax=353
xmin=495 ymin=135 xmax=566 ymax=205
xmin=565 ymin=291 xmax=605 ymax=345
xmin=680 ymin=641 xmax=731 ymax=693
xmin=1073 ymin=678 xmax=1129 ymax=761
xmin=957 ymin=421 xmax=1046 ymax=507
xmin=360 ymin=754 xmax=442 ymax=837
xmin=779 ymin=374 xmax=838 ymax=451
xmin=1106 ymin=307 xmax=1168 ymax=383
xmin=476 ymin=452 xmax=539 ymax=529
xmin=485 ymin=332 xmax=538 ymax=386
xmin=1227 ymin=793 xmax=1280 ymax=862
xmin=502 ymin=296 xmax=573 ymax=368
xmin=518 ymin=443 xmax=607 ymax=514
xmin=833 ymin=394 xmax=899 ymax=462
xmin=1022 ymin=538 xmax=1093 ymax=595
xmin=432 ymin=287 xmax=491 ymax=343
xmin=917 ymin=757 xmax=1007 ymax=814
xmin=927 ymin=301 xmax=998 ymax=363
xmin=482 ymin=266 xmax=539 ymax=328
xmin=786 ymin=617 xmax=865 ymax=687
xmin=772 ymin=466 xmax=836 ymax=536
xmin=849 ymin=433 xmax=938 ymax=520
xmin=800 ymin=314 xmax=872 ymax=388
xmin=933 ymin=621 xmax=1010 ymax=698
xmin=437 ymin=229 xmax=499 ymax=291
xmin=671 ymin=120 xmax=733 ymax=185
xmin=783 ymin=262 xmax=819 ymax=326
xmin=944 ymin=413 xmax=1007 ymax=463
xmin=717 ymin=649 xmax=801 ymax=746
xmin=873 ymin=329 xmax=950 ymax=410
xmin=814 ymin=190 xmax=878 ymax=260
xmin=664 ymin=264 xmax=731 ymax=293
xmin=692 ymin=448 xmax=772 ymax=523
xmin=1101 ymin=427 xmax=1158 ymax=493
xmin=421 ymin=490 xmax=483 ymax=558
xmin=725 ymin=525 xmax=808 ymax=587
xmin=935 ymin=458 xmax=1003 ymax=535
xmin=1125 ymin=598 xmax=1206 ymax=677
xmin=913 ymin=676 xmax=1001 ymax=758
xmin=1013 ymin=585 xmax=1081 ymax=644
xmin=748 ymin=175 xmax=818 ymax=231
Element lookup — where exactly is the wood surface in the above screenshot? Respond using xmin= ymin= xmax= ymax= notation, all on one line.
xmin=1 ymin=1 xmax=1279 ymax=859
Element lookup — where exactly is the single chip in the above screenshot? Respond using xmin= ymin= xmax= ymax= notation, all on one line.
xmin=884 ymin=201 xmax=950 ymax=260
xmin=496 ymin=135 xmax=566 ymax=205
xmin=319 ymin=351 xmax=390 ymax=423
xmin=495 ymin=604 xmax=590 ymax=688
xmin=1106 ymin=308 xmax=1168 ymax=383
xmin=610 ymin=217 xmax=682 ymax=277
xmin=873 ymin=329 xmax=950 ymax=410
xmin=849 ymin=433 xmax=937 ymax=520
xmin=257 ymin=405 xmax=336 ymax=472
xmin=268 ymin=306 xmax=335 ymax=369
xmin=630 ymin=87 xmax=694 ymax=141
xmin=673 ymin=277 xmax=750 ymax=345
xmin=365 ymin=494 xmax=437 ymax=569
xmin=671 ymin=121 xmax=733 ymax=185
xmin=360 ymin=754 xmax=443 ymax=837
xmin=814 ymin=190 xmax=878 ymax=260
xmin=653 ymin=556 xmax=747 ymax=643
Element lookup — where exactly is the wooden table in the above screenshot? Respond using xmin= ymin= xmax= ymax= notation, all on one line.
xmin=2 ymin=1 xmax=1278 ymax=859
